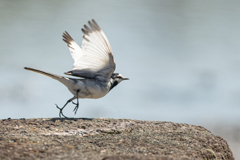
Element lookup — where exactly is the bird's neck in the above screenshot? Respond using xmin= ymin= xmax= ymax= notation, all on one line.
xmin=109 ymin=78 xmax=119 ymax=92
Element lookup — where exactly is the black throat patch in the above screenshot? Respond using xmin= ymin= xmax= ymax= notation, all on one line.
xmin=109 ymin=81 xmax=119 ymax=92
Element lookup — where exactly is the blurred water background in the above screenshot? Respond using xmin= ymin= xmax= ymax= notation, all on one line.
xmin=0 ymin=0 xmax=240 ymax=158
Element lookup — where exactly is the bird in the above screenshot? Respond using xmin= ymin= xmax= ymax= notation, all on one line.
xmin=24 ymin=19 xmax=129 ymax=118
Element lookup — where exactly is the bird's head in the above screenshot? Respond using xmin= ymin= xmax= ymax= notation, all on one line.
xmin=109 ymin=73 xmax=129 ymax=91
xmin=111 ymin=73 xmax=129 ymax=83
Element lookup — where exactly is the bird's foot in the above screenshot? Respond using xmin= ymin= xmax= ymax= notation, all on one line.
xmin=72 ymin=103 xmax=79 ymax=115
xmin=55 ymin=104 xmax=69 ymax=118
xmin=72 ymin=89 xmax=80 ymax=115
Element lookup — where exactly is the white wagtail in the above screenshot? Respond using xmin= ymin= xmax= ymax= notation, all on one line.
xmin=24 ymin=19 xmax=129 ymax=118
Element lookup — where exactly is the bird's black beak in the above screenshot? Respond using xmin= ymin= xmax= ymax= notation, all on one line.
xmin=123 ymin=78 xmax=129 ymax=80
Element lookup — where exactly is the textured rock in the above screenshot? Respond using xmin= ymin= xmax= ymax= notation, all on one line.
xmin=0 ymin=118 xmax=235 ymax=160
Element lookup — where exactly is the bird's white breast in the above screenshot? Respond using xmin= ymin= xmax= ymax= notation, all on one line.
xmin=68 ymin=79 xmax=110 ymax=99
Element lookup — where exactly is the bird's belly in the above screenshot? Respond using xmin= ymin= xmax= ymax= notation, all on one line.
xmin=86 ymin=85 xmax=108 ymax=99
xmin=68 ymin=80 xmax=110 ymax=99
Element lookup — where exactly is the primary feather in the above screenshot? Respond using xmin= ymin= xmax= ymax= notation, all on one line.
xmin=63 ymin=19 xmax=115 ymax=80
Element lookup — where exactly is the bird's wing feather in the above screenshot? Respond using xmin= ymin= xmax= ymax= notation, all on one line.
xmin=62 ymin=31 xmax=82 ymax=68
xmin=62 ymin=19 xmax=115 ymax=80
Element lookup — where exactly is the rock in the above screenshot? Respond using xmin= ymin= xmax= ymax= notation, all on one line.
xmin=0 ymin=118 xmax=235 ymax=160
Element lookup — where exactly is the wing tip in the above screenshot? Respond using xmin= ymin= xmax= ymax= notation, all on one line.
xmin=62 ymin=31 xmax=76 ymax=48
xmin=64 ymin=71 xmax=72 ymax=75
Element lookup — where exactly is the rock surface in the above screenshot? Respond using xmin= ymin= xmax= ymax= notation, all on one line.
xmin=0 ymin=118 xmax=235 ymax=160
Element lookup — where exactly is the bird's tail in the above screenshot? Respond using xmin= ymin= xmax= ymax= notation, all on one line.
xmin=24 ymin=67 xmax=71 ymax=86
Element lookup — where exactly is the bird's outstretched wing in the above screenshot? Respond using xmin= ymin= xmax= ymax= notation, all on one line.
xmin=62 ymin=19 xmax=116 ymax=80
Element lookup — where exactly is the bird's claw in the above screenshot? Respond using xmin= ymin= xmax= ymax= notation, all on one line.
xmin=55 ymin=104 xmax=68 ymax=118
xmin=72 ymin=103 xmax=79 ymax=115
xmin=55 ymin=89 xmax=80 ymax=118
xmin=72 ymin=89 xmax=80 ymax=115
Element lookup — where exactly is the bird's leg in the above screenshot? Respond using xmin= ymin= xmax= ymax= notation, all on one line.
xmin=73 ymin=89 xmax=80 ymax=115
xmin=71 ymin=89 xmax=80 ymax=105
xmin=56 ymin=97 xmax=74 ymax=118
